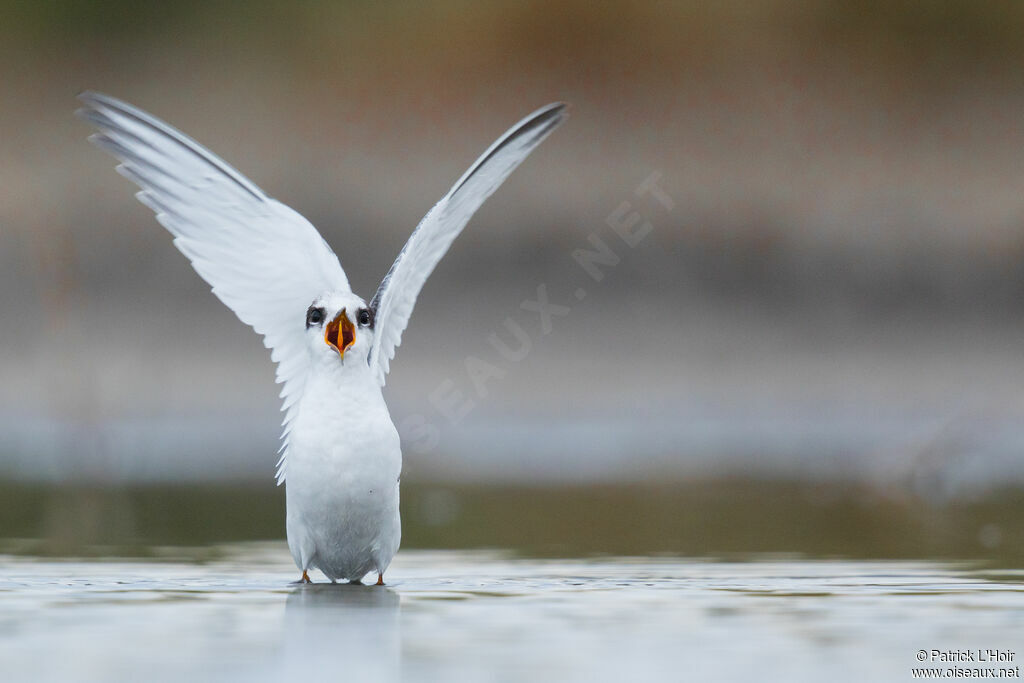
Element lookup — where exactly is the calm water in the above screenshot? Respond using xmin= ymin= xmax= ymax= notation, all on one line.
xmin=2 ymin=545 xmax=1022 ymax=682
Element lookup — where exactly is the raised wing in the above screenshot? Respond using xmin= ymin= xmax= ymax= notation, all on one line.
xmin=368 ymin=102 xmax=566 ymax=385
xmin=77 ymin=91 xmax=350 ymax=484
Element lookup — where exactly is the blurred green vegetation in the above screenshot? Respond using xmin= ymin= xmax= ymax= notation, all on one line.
xmin=6 ymin=0 xmax=1024 ymax=75
xmin=1 ymin=479 xmax=1021 ymax=567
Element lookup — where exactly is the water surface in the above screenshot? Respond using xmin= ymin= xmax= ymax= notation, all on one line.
xmin=2 ymin=545 xmax=1022 ymax=682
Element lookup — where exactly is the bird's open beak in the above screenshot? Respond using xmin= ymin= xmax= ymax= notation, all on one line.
xmin=325 ymin=309 xmax=356 ymax=358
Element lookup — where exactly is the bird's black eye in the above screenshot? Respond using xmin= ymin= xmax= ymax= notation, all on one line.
xmin=357 ymin=308 xmax=371 ymax=327
xmin=306 ymin=307 xmax=325 ymax=328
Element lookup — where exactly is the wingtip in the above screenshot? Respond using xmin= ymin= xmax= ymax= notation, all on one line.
xmin=533 ymin=101 xmax=569 ymax=125
xmin=75 ymin=91 xmax=114 ymax=125
xmin=77 ymin=89 xmax=122 ymax=104
xmin=524 ymin=101 xmax=569 ymax=138
xmin=76 ymin=90 xmax=107 ymax=108
xmin=76 ymin=91 xmax=143 ymax=120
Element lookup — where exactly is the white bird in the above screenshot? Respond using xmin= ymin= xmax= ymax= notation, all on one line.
xmin=77 ymin=92 xmax=566 ymax=585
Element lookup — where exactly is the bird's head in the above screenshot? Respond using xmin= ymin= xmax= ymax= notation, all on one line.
xmin=304 ymin=293 xmax=374 ymax=366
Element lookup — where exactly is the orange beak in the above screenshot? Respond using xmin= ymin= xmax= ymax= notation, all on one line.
xmin=325 ymin=309 xmax=356 ymax=358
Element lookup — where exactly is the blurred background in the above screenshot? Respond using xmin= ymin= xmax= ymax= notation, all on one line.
xmin=2 ymin=0 xmax=1024 ymax=563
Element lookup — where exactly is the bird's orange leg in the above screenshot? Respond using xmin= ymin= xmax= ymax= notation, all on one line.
xmin=300 ymin=570 xmax=312 ymax=584
xmin=376 ymin=573 xmax=385 ymax=586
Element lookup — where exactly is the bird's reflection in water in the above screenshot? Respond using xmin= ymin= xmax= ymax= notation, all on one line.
xmin=286 ymin=582 xmax=401 ymax=610
xmin=283 ymin=583 xmax=401 ymax=678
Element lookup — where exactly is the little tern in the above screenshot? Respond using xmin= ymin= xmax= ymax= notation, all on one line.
xmin=78 ymin=92 xmax=565 ymax=584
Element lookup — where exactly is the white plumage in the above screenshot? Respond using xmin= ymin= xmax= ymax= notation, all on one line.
xmin=78 ymin=92 xmax=565 ymax=583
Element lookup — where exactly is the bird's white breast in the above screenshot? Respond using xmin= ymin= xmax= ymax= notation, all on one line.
xmin=284 ymin=361 xmax=402 ymax=582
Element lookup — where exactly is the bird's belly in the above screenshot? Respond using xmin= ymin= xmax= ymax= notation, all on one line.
xmin=285 ymin=420 xmax=402 ymax=582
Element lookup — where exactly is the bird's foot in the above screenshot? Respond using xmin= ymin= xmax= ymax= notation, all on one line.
xmin=376 ymin=573 xmax=385 ymax=586
xmin=300 ymin=570 xmax=312 ymax=584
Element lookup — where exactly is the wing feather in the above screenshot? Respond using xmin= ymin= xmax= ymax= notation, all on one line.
xmin=368 ymin=103 xmax=566 ymax=385
xmin=77 ymin=91 xmax=350 ymax=484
